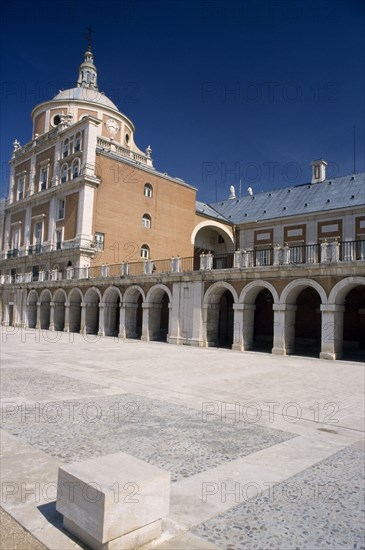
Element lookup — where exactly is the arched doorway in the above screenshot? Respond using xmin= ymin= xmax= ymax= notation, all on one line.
xmin=294 ymin=287 xmax=322 ymax=356
xmin=204 ymin=284 xmax=236 ymax=348
xmin=253 ymin=289 xmax=274 ymax=352
xmin=218 ymin=290 xmax=234 ymax=347
xmin=27 ymin=291 xmax=38 ymax=328
xmin=146 ymin=286 xmax=171 ymax=342
xmin=68 ymin=289 xmax=82 ymax=333
xmin=343 ymin=286 xmax=365 ymax=360
xmin=123 ymin=286 xmax=144 ymax=339
xmin=103 ymin=287 xmax=122 ymax=337
xmin=40 ymin=290 xmax=51 ymax=330
xmin=53 ymin=289 xmax=66 ymax=331
xmin=85 ymin=288 xmax=100 ymax=335
xmin=192 ymin=223 xmax=235 ymax=270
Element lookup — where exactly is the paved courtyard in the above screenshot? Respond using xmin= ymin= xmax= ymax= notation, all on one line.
xmin=0 ymin=327 xmax=364 ymax=549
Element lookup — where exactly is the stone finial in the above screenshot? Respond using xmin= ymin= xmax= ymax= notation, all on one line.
xmin=13 ymin=139 xmax=21 ymax=151
xmin=146 ymin=145 xmax=152 ymax=158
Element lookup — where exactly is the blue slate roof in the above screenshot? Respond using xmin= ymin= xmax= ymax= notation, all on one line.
xmin=204 ymin=172 xmax=365 ymax=224
xmin=196 ymin=201 xmax=232 ymax=222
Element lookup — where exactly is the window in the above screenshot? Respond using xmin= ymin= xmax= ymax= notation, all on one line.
xmin=57 ymin=199 xmax=65 ymax=220
xmin=141 ymin=244 xmax=150 ymax=259
xmin=34 ymin=222 xmax=43 ymax=252
xmin=40 ymin=167 xmax=48 ymax=191
xmin=63 ymin=139 xmax=69 ymax=158
xmin=72 ymin=159 xmax=80 ymax=179
xmin=17 ymin=177 xmax=25 ymax=200
xmin=142 ymin=214 xmax=151 ymax=228
xmin=144 ymin=183 xmax=153 ymax=198
xmin=52 ymin=114 xmax=61 ymax=127
xmin=95 ymin=232 xmax=105 ymax=250
xmin=61 ymin=164 xmax=68 ymax=184
xmin=12 ymin=227 xmax=20 ymax=250
xmin=125 ymin=133 xmax=130 ymax=145
xmin=74 ymin=132 xmax=81 ymax=152
xmin=55 ymin=229 xmax=62 ymax=250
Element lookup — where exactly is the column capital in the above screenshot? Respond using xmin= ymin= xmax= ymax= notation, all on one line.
xmin=320 ymin=304 xmax=345 ymax=313
xmin=272 ymin=304 xmax=297 ymax=312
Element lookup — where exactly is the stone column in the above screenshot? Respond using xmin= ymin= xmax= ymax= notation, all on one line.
xmin=3 ymin=303 xmax=10 ymax=326
xmin=202 ymin=303 xmax=220 ymax=346
xmin=98 ymin=303 xmax=105 ymax=337
xmin=320 ymin=304 xmax=345 ymax=360
xmin=167 ymin=283 xmax=180 ymax=345
xmin=49 ymin=301 xmax=55 ymax=331
xmin=242 ymin=304 xmax=256 ymax=350
xmin=64 ymin=302 xmax=70 ymax=332
xmin=189 ymin=281 xmax=204 ymax=347
xmin=80 ymin=303 xmax=86 ymax=334
xmin=118 ymin=303 xmax=126 ymax=339
xmin=141 ymin=303 xmax=151 ymax=341
xmin=272 ymin=304 xmax=297 ymax=355
xmin=36 ymin=301 xmax=41 ymax=329
xmin=232 ymin=304 xmax=244 ymax=351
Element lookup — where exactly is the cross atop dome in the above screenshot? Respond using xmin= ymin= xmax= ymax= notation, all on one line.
xmin=77 ymin=27 xmax=98 ymax=90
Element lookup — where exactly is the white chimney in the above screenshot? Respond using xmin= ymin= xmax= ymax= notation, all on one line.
xmin=311 ymin=159 xmax=327 ymax=184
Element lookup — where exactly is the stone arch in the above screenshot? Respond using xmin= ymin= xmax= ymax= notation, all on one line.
xmin=240 ymin=281 xmax=278 ymax=353
xmin=328 ymin=277 xmax=365 ymax=305
xmin=328 ymin=277 xmax=365 ymax=360
xmin=146 ymin=284 xmax=172 ymax=304
xmin=40 ymin=289 xmax=52 ymax=330
xmin=192 ymin=221 xmax=235 ymax=269
xmin=281 ymin=280 xmax=326 ymax=357
xmin=53 ymin=288 xmax=67 ymax=331
xmin=123 ymin=285 xmax=145 ymax=339
xmin=103 ymin=286 xmax=122 ymax=337
xmin=239 ymin=280 xmax=279 ymax=305
xmin=145 ymin=284 xmax=172 ymax=342
xmin=84 ymin=287 xmax=101 ymax=335
xmin=203 ymin=282 xmax=239 ymax=305
xmin=280 ymin=279 xmax=327 ymax=306
xmin=203 ymin=282 xmax=237 ymax=348
xmin=68 ymin=288 xmax=83 ymax=333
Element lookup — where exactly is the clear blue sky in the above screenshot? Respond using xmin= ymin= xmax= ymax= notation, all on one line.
xmin=1 ymin=0 xmax=364 ymax=202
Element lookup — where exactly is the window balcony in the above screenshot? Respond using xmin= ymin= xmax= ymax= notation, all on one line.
xmin=7 ymin=248 xmax=19 ymax=258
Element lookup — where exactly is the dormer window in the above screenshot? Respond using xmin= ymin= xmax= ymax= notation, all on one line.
xmin=63 ymin=139 xmax=69 ymax=158
xmin=74 ymin=132 xmax=81 ymax=152
xmin=61 ymin=164 xmax=68 ymax=184
xmin=72 ymin=159 xmax=80 ymax=179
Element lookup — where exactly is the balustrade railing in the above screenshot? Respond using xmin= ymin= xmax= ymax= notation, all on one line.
xmin=1 ymin=240 xmax=363 ymax=285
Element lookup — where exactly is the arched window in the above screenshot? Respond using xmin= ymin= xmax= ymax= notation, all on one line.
xmin=61 ymin=164 xmax=68 ymax=184
xmin=63 ymin=139 xmax=69 ymax=158
xmin=141 ymin=244 xmax=150 ymax=259
xmin=142 ymin=214 xmax=151 ymax=228
xmin=144 ymin=183 xmax=153 ymax=198
xmin=74 ymin=132 xmax=81 ymax=152
xmin=72 ymin=159 xmax=80 ymax=179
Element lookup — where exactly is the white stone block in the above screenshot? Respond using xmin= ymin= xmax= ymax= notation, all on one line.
xmin=56 ymin=451 xmax=170 ymax=548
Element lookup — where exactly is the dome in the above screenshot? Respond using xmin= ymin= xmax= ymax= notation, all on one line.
xmin=52 ymin=87 xmax=119 ymax=111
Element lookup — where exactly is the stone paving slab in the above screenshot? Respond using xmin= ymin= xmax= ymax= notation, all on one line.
xmin=191 ymin=446 xmax=365 ymax=549
xmin=0 ymin=329 xmax=364 ymax=549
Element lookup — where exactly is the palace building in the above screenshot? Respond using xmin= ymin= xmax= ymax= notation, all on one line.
xmin=0 ymin=47 xmax=364 ymax=360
